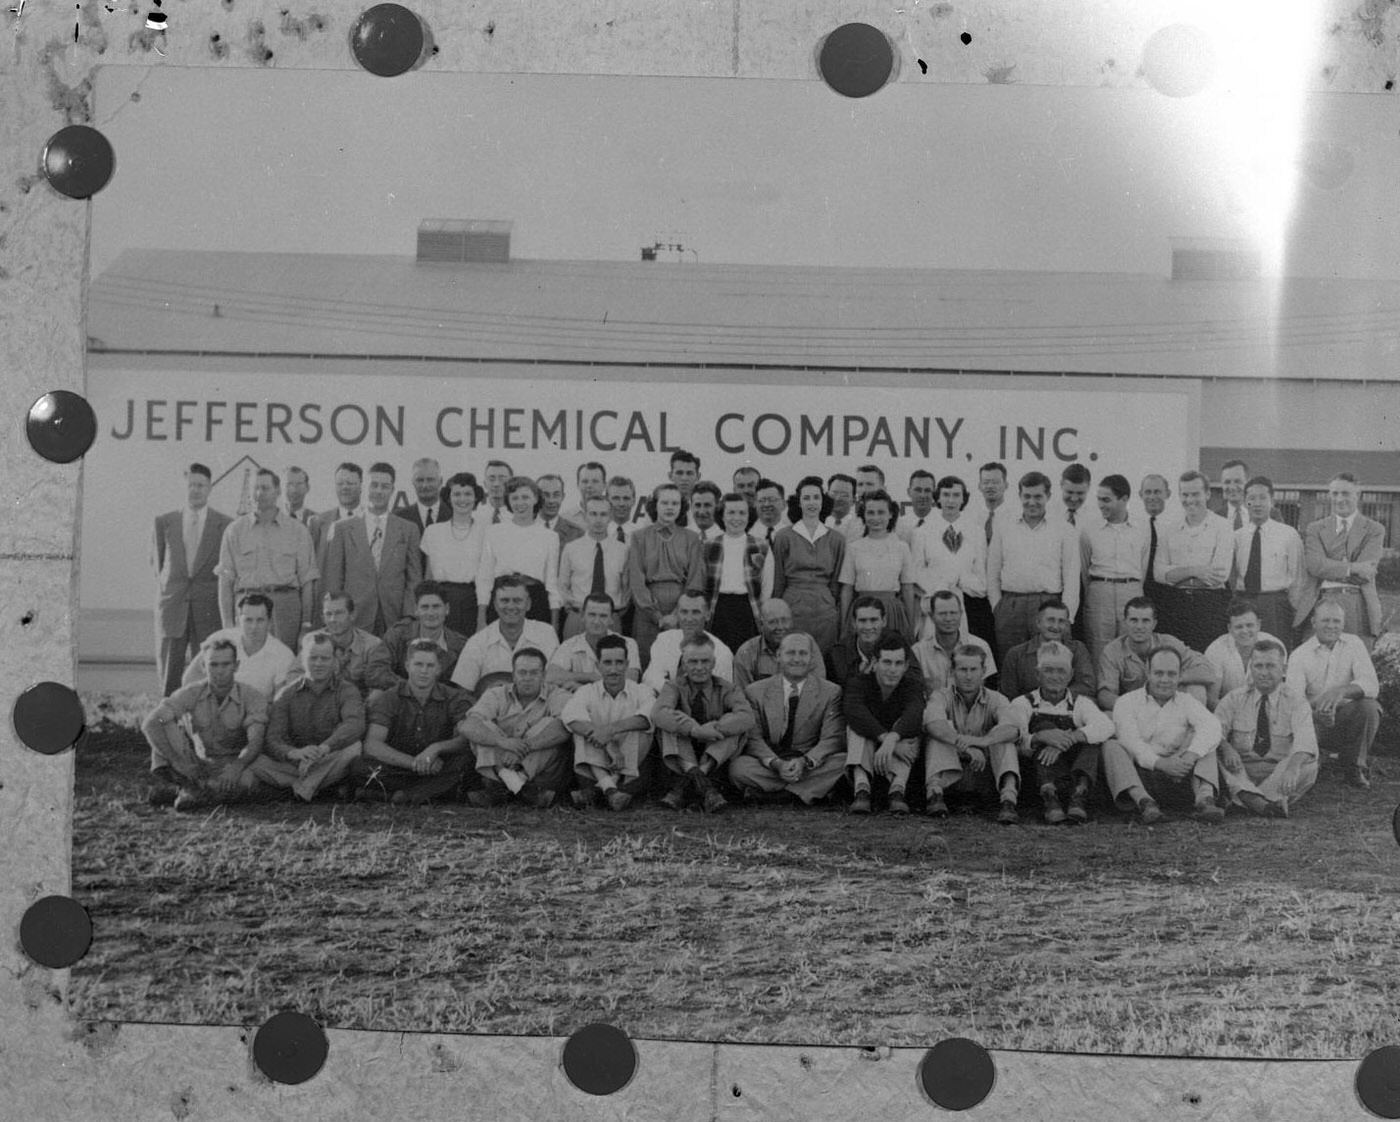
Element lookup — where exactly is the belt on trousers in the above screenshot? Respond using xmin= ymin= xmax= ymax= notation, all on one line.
xmin=1321 ymin=584 xmax=1361 ymax=593
xmin=1089 ymin=577 xmax=1140 ymax=584
xmin=238 ymin=584 xmax=296 ymax=594
xmin=1003 ymin=589 xmax=1056 ymax=597
xmin=437 ymin=580 xmax=473 ymax=588
xmin=1176 ymin=586 xmax=1225 ymax=595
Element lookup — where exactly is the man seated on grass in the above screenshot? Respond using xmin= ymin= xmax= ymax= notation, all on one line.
xmin=451 ymin=575 xmax=560 ymax=695
xmin=1286 ymin=598 xmax=1381 ymax=790
xmin=459 ymin=647 xmax=572 ymax=809
xmin=181 ymin=592 xmax=301 ymax=701
xmin=845 ymin=633 xmax=926 ymax=817
xmin=1008 ymin=640 xmax=1114 ymax=825
xmin=545 ymin=593 xmax=641 ymax=691
xmin=261 ymin=631 xmax=367 ymax=802
xmin=998 ymin=598 xmax=1096 ymax=702
xmin=318 ymin=591 xmax=391 ymax=697
xmin=1098 ymin=597 xmax=1217 ymax=712
xmin=349 ymin=641 xmax=475 ymax=805
xmin=142 ymin=637 xmax=269 ymax=811
xmin=562 ymin=635 xmax=659 ymax=810
xmin=371 ymin=581 xmax=469 ymax=690
xmin=652 ymin=635 xmax=754 ymax=813
xmin=1105 ymin=646 xmax=1224 ymax=825
xmin=641 ymin=591 xmax=735 ymax=692
xmin=730 ymin=633 xmax=846 ymax=806
xmin=730 ymin=598 xmax=827 ymax=689
xmin=1214 ymin=638 xmax=1315 ymax=818
xmin=910 ymin=590 xmax=996 ymax=691
xmin=1201 ymin=598 xmax=1283 ymax=707
xmin=922 ymin=645 xmax=1022 ymax=823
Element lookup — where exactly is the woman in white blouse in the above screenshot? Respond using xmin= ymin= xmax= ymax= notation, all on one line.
xmin=908 ymin=475 xmax=987 ymax=638
xmin=420 ymin=471 xmax=488 ymax=637
xmin=838 ymin=488 xmax=918 ymax=642
xmin=477 ymin=475 xmax=561 ymax=632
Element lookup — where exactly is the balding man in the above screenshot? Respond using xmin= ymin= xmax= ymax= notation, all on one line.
xmin=1286 ymin=598 xmax=1380 ymax=789
xmin=1138 ymin=472 xmax=1172 ymax=605
xmin=1295 ymin=472 xmax=1385 ymax=647
xmin=396 ymin=457 xmax=450 ymax=536
xmin=731 ymin=598 xmax=827 ymax=690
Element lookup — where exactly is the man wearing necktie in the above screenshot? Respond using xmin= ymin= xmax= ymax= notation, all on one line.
xmin=321 ymin=462 xmax=422 ymax=636
xmin=1208 ymin=460 xmax=1250 ymax=532
xmin=895 ymin=469 xmax=937 ymax=544
xmin=1080 ymin=473 xmax=1149 ymax=670
xmin=1214 ymin=638 xmax=1316 ymax=817
xmin=1295 ymin=472 xmax=1385 ymax=647
xmin=557 ymin=497 xmax=630 ymax=638
xmin=1138 ymin=473 xmax=1172 ymax=604
xmin=1228 ymin=476 xmax=1304 ymax=650
xmin=730 ymin=634 xmax=845 ymax=805
xmin=284 ymin=466 xmax=316 ymax=526
xmin=653 ymin=635 xmax=755 ymax=813
xmin=153 ymin=462 xmax=233 ymax=696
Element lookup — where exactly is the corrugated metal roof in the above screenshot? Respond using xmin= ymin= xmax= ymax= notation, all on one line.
xmin=88 ymin=249 xmax=1400 ymax=381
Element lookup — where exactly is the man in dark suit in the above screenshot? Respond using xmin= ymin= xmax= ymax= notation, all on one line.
xmin=152 ymin=463 xmax=233 ymax=696
xmin=730 ymin=633 xmax=846 ymax=805
xmin=321 ymin=462 xmax=422 ymax=636
xmin=1295 ymin=472 xmax=1385 ymax=646
xmin=284 ymin=465 xmax=316 ymax=527
xmin=308 ymin=462 xmax=364 ymax=560
xmin=1207 ymin=459 xmax=1250 ymax=531
xmin=394 ymin=457 xmax=451 ymax=535
xmin=538 ymin=473 xmax=586 ymax=547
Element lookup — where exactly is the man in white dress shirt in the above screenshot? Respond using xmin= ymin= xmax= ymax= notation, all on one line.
xmin=1229 ymin=475 xmax=1304 ymax=649
xmin=825 ymin=473 xmax=863 ymax=540
xmin=688 ymin=481 xmax=725 ymax=542
xmin=562 ymin=635 xmax=658 ymax=810
xmin=642 ymin=591 xmax=735 ymax=691
xmin=895 ymin=469 xmax=937 ymax=542
xmin=1212 ymin=459 xmax=1250 ymax=532
xmin=557 ymin=496 xmax=630 ymax=637
xmin=1079 ymin=473 xmax=1149 ymax=670
xmin=987 ymin=470 xmax=1081 ymax=657
xmin=1105 ymin=646 xmax=1224 ymax=824
xmin=1286 ymin=598 xmax=1381 ymax=788
xmin=752 ymin=479 xmax=789 ymax=545
xmin=451 ymin=576 xmax=560 ymax=695
xmin=182 ymin=592 xmax=302 ymax=701
xmin=1153 ymin=470 xmax=1233 ymax=654
xmin=1201 ymin=599 xmax=1282 ymax=707
xmin=547 ymin=593 xmax=641 ymax=689
xmin=561 ymin=461 xmax=608 ymax=526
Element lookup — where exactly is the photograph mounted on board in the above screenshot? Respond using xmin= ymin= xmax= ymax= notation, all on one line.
xmin=71 ymin=66 xmax=1400 ymax=1056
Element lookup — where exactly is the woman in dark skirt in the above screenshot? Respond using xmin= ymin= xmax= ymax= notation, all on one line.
xmin=770 ymin=476 xmax=845 ymax=651
xmin=419 ymin=471 xmax=487 ymax=637
xmin=702 ymin=492 xmax=767 ymax=653
xmin=478 ymin=475 xmax=560 ymax=631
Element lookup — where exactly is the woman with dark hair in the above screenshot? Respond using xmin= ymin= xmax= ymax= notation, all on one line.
xmin=627 ymin=482 xmax=704 ymax=662
xmin=701 ymin=492 xmax=769 ymax=651
xmin=420 ymin=471 xmax=488 ymax=636
xmin=907 ymin=474 xmax=985 ymax=639
xmin=477 ymin=475 xmax=560 ymax=631
xmin=839 ymin=487 xmax=918 ymax=642
xmin=771 ymin=475 xmax=845 ymax=650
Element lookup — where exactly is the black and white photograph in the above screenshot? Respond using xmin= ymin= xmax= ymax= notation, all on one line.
xmin=71 ymin=61 xmax=1400 ymax=1056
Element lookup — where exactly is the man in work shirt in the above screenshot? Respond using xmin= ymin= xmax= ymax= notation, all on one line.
xmin=1098 ymin=597 xmax=1216 ymax=712
xmin=546 ymin=593 xmax=641 ymax=690
xmin=562 ymin=635 xmax=658 ymax=810
xmin=263 ymin=631 xmax=367 ymax=802
xmin=922 ymin=646 xmax=1021 ymax=823
xmin=987 ymin=471 xmax=1080 ymax=656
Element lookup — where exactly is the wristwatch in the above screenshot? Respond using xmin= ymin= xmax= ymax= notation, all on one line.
xmin=802 ymin=756 xmax=816 ymax=772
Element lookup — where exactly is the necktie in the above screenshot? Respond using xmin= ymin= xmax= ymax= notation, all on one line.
xmin=917 ymin=517 xmax=926 ymax=529
xmin=423 ymin=507 xmax=434 ymax=529
xmin=184 ymin=510 xmax=201 ymax=566
xmin=370 ymin=520 xmax=384 ymax=568
xmin=1146 ymin=516 xmax=1158 ymax=583
xmin=779 ymin=689 xmax=800 ymax=753
xmin=691 ymin=687 xmax=708 ymax=725
xmin=984 ymin=510 xmax=995 ymax=545
xmin=1338 ymin=517 xmax=1348 ymax=537
xmin=1233 ymin=507 xmax=1243 ymax=532
xmin=1252 ymin=694 xmax=1270 ymax=757
xmin=1244 ymin=526 xmax=1262 ymax=593
xmin=943 ymin=524 xmax=962 ymax=553
xmin=766 ymin=525 xmax=775 ymax=542
xmin=589 ymin=541 xmax=607 ymax=597
xmin=492 ymin=506 xmax=502 ymax=525
xmin=616 ymin=525 xmax=626 ymax=544
xmin=1067 ymin=510 xmax=1076 ymax=526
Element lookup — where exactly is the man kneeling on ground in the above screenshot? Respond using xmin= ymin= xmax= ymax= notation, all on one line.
xmin=562 ymin=635 xmax=658 ymax=810
xmin=922 ymin=644 xmax=1022 ymax=823
xmin=459 ymin=647 xmax=572 ymax=808
xmin=1008 ymin=640 xmax=1113 ymax=824
xmin=652 ymin=634 xmax=755 ymax=814
xmin=1106 ymin=646 xmax=1224 ymax=824
xmin=845 ymin=632 xmax=926 ymax=817
xmin=350 ymin=640 xmax=475 ymax=805
xmin=142 ymin=637 xmax=270 ymax=811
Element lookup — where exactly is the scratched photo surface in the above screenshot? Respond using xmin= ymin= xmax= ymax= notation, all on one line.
xmin=70 ymin=68 xmax=1400 ymax=1055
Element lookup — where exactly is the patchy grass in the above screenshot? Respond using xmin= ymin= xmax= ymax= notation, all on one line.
xmin=69 ymin=694 xmax=1400 ymax=1058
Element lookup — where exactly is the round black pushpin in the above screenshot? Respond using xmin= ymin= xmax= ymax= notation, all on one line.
xmin=917 ymin=1037 xmax=996 ymax=1111
xmin=20 ymin=896 xmax=93 ymax=969
xmin=13 ymin=682 xmax=85 ymax=756
xmin=819 ymin=23 xmax=895 ymax=98
xmin=561 ymin=1023 xmax=637 ymax=1096
xmin=1357 ymin=1045 xmax=1400 ymax=1119
xmin=350 ymin=3 xmax=425 ymax=77
xmin=253 ymin=1011 xmax=329 ymax=1085
xmin=41 ymin=125 xmax=116 ymax=199
xmin=27 ymin=391 xmax=97 ymax=464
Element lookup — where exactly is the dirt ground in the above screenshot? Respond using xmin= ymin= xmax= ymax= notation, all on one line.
xmin=69 ymin=725 xmax=1400 ymax=1058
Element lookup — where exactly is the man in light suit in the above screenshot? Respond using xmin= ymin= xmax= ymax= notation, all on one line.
xmin=730 ymin=633 xmax=846 ymax=805
xmin=321 ymin=461 xmax=422 ymax=636
xmin=1295 ymin=472 xmax=1385 ymax=647
xmin=152 ymin=463 xmax=233 ymax=696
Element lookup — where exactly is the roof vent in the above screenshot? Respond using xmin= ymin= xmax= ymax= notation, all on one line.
xmin=417 ymin=219 xmax=513 ymax=264
xmin=1169 ymin=236 xmax=1260 ymax=281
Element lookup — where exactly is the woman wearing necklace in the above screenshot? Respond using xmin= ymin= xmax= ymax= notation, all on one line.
xmin=477 ymin=475 xmax=562 ymax=633
xmin=420 ymin=471 xmax=489 ymax=637
xmin=770 ymin=476 xmax=845 ymax=652
xmin=839 ymin=488 xmax=918 ymax=643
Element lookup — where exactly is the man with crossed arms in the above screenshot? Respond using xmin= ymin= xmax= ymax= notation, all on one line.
xmin=652 ymin=635 xmax=755 ymax=814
